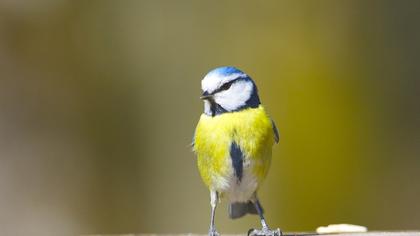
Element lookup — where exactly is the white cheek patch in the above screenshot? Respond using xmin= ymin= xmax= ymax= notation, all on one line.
xmin=201 ymin=72 xmax=246 ymax=93
xmin=214 ymin=80 xmax=253 ymax=111
xmin=203 ymin=100 xmax=212 ymax=115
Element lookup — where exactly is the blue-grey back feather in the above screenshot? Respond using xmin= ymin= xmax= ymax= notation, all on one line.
xmin=271 ymin=119 xmax=279 ymax=144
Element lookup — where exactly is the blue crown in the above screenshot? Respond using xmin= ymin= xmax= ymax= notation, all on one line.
xmin=207 ymin=66 xmax=245 ymax=77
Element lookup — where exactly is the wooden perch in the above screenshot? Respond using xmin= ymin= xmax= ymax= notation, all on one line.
xmin=85 ymin=232 xmax=420 ymax=236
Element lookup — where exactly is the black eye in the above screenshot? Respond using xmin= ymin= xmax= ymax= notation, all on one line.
xmin=220 ymin=81 xmax=233 ymax=91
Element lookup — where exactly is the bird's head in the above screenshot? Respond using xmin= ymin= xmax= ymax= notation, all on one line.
xmin=200 ymin=66 xmax=260 ymax=116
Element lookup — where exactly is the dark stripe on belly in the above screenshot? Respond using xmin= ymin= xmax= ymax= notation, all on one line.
xmin=230 ymin=142 xmax=243 ymax=181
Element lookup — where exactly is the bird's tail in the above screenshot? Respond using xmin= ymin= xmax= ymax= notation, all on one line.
xmin=228 ymin=201 xmax=261 ymax=219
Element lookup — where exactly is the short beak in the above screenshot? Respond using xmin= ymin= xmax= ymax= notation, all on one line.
xmin=200 ymin=91 xmax=213 ymax=100
xmin=200 ymin=95 xmax=213 ymax=100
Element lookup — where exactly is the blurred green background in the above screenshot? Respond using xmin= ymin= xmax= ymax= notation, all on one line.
xmin=1 ymin=0 xmax=419 ymax=235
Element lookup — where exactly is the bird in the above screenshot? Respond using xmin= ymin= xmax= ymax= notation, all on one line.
xmin=192 ymin=66 xmax=281 ymax=236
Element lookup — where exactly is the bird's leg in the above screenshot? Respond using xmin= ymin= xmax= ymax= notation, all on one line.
xmin=208 ymin=190 xmax=220 ymax=236
xmin=248 ymin=198 xmax=282 ymax=236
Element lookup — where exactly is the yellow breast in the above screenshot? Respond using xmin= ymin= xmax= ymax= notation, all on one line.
xmin=193 ymin=106 xmax=275 ymax=190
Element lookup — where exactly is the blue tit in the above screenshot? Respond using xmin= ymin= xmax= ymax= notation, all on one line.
xmin=192 ymin=66 xmax=281 ymax=236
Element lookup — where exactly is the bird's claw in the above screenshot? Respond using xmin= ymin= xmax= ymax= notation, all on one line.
xmin=248 ymin=227 xmax=282 ymax=236
xmin=208 ymin=228 xmax=220 ymax=236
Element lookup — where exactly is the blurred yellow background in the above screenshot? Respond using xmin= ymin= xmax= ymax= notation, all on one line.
xmin=0 ymin=0 xmax=419 ymax=235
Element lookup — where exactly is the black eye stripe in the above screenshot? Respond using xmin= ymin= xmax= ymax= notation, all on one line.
xmin=212 ymin=79 xmax=239 ymax=94
xmin=220 ymin=80 xmax=234 ymax=90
